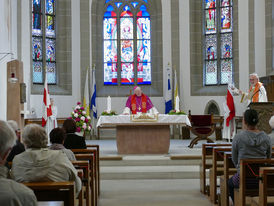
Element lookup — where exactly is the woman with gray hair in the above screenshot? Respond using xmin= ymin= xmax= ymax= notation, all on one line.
xmin=0 ymin=120 xmax=37 ymax=206
xmin=11 ymin=124 xmax=82 ymax=195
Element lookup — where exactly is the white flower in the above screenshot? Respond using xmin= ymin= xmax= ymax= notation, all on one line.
xmin=82 ymin=111 xmax=86 ymax=115
xmin=74 ymin=113 xmax=78 ymax=118
xmin=88 ymin=126 xmax=91 ymax=130
xmin=71 ymin=111 xmax=75 ymax=115
xmin=87 ymin=116 xmax=91 ymax=120
xmin=75 ymin=105 xmax=80 ymax=110
xmin=82 ymin=124 xmax=87 ymax=129
xmin=80 ymin=116 xmax=85 ymax=121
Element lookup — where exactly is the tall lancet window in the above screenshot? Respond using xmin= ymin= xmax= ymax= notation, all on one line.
xmin=32 ymin=0 xmax=57 ymax=84
xmin=204 ymin=0 xmax=233 ymax=85
xmin=103 ymin=0 xmax=151 ymax=85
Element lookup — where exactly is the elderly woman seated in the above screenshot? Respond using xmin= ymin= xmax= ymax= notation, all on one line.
xmin=11 ymin=124 xmax=81 ymax=195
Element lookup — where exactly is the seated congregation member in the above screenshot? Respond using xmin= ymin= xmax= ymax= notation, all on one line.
xmin=63 ymin=119 xmax=87 ymax=149
xmin=49 ymin=127 xmax=76 ymax=161
xmin=228 ymin=109 xmax=271 ymax=203
xmin=0 ymin=120 xmax=37 ymax=206
xmin=123 ymin=86 xmax=159 ymax=115
xmin=6 ymin=120 xmax=25 ymax=163
xmin=11 ymin=124 xmax=82 ymax=195
xmin=269 ymin=115 xmax=274 ymax=145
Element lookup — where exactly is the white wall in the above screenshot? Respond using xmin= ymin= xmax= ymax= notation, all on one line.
xmin=0 ymin=0 xmax=17 ymax=120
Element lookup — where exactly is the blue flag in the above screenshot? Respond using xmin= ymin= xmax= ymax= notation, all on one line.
xmin=90 ymin=68 xmax=97 ymax=119
xmin=165 ymin=66 xmax=172 ymax=114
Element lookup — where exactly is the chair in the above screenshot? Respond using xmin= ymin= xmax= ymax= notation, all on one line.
xmin=188 ymin=112 xmax=215 ymax=148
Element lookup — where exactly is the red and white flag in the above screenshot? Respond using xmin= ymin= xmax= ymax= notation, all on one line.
xmin=42 ymin=73 xmax=52 ymax=127
xmin=223 ymin=79 xmax=236 ymax=141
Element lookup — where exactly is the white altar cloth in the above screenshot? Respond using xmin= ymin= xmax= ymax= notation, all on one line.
xmin=96 ymin=114 xmax=191 ymax=127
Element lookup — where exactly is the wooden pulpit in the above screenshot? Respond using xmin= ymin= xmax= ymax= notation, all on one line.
xmin=249 ymin=102 xmax=274 ymax=134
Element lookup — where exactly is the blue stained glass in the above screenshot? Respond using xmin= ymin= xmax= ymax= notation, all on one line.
xmin=205 ymin=35 xmax=217 ymax=60
xmin=221 ymin=33 xmax=232 ymax=58
xmin=137 ymin=17 xmax=150 ymax=39
xmin=221 ymin=0 xmax=231 ymax=7
xmin=205 ymin=0 xmax=216 ymax=9
xmin=131 ymin=2 xmax=139 ymax=8
xmin=124 ymin=5 xmax=130 ymax=11
xmin=33 ymin=0 xmax=41 ymax=13
xmin=121 ymin=40 xmax=134 ymax=62
xmin=104 ymin=63 xmax=117 ymax=85
xmin=115 ymin=2 xmax=122 ymax=8
xmin=137 ymin=40 xmax=150 ymax=62
xmin=33 ymin=62 xmax=43 ymax=83
xmin=221 ymin=59 xmax=232 ymax=84
xmin=121 ymin=5 xmax=133 ymax=17
xmin=46 ymin=39 xmax=56 ymax=61
xmin=105 ymin=0 xmax=111 ymax=3
xmin=221 ymin=7 xmax=232 ymax=32
xmin=46 ymin=15 xmax=55 ymax=37
xmin=137 ymin=5 xmax=150 ymax=17
xmin=205 ymin=61 xmax=217 ymax=85
xmin=205 ymin=9 xmax=216 ymax=34
xmin=32 ymin=37 xmax=43 ymax=61
xmin=104 ymin=5 xmax=117 ymax=17
xmin=46 ymin=0 xmax=54 ymax=15
xmin=32 ymin=14 xmax=42 ymax=35
xmin=104 ymin=40 xmax=117 ymax=62
xmin=46 ymin=62 xmax=56 ymax=84
xmin=137 ymin=63 xmax=151 ymax=85
xmin=104 ymin=18 xmax=117 ymax=39
xmin=120 ymin=18 xmax=133 ymax=39
xmin=121 ymin=63 xmax=134 ymax=85
xmin=142 ymin=0 xmax=148 ymax=3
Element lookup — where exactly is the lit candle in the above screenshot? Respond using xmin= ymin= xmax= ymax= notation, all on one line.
xmin=175 ymin=95 xmax=180 ymax=112
xmin=107 ymin=96 xmax=111 ymax=112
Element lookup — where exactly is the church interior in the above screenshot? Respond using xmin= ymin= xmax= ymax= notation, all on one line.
xmin=0 ymin=0 xmax=274 ymax=205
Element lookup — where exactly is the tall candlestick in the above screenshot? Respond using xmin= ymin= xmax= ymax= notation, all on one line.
xmin=175 ymin=95 xmax=180 ymax=112
xmin=107 ymin=96 xmax=111 ymax=112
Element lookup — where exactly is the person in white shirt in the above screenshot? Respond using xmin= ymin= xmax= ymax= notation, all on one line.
xmin=46 ymin=98 xmax=58 ymax=136
xmin=0 ymin=120 xmax=37 ymax=206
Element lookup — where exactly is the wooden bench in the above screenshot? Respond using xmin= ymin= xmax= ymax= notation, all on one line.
xmin=209 ymin=146 xmax=232 ymax=204
xmin=200 ymin=143 xmax=231 ymax=194
xmin=220 ymin=152 xmax=237 ymax=206
xmin=234 ymin=159 xmax=274 ymax=206
xmin=23 ymin=181 xmax=75 ymax=206
xmin=72 ymin=161 xmax=90 ymax=206
xmin=74 ymin=153 xmax=96 ymax=206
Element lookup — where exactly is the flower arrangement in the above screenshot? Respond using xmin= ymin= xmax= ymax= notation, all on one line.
xmin=101 ymin=110 xmax=117 ymax=116
xmin=70 ymin=102 xmax=92 ymax=133
xmin=168 ymin=110 xmax=186 ymax=115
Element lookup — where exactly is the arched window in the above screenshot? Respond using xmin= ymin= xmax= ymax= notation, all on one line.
xmin=103 ymin=0 xmax=151 ymax=85
xmin=204 ymin=0 xmax=233 ymax=85
xmin=32 ymin=0 xmax=56 ymax=84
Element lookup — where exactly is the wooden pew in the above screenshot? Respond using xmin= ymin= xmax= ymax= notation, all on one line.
xmin=86 ymin=144 xmax=100 ymax=196
xmin=234 ymin=159 xmax=274 ymax=206
xmin=72 ymin=161 xmax=90 ymax=206
xmin=74 ymin=153 xmax=96 ymax=206
xmin=200 ymin=143 xmax=231 ymax=194
xmin=220 ymin=152 xmax=237 ymax=206
xmin=23 ymin=181 xmax=75 ymax=206
xmin=209 ymin=146 xmax=232 ymax=203
xmin=76 ymin=169 xmax=84 ymax=206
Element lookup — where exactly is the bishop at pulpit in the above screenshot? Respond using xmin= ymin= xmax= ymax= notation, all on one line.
xmin=122 ymin=86 xmax=159 ymax=115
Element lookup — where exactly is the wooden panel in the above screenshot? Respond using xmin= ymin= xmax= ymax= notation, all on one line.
xmin=117 ymin=125 xmax=170 ymax=154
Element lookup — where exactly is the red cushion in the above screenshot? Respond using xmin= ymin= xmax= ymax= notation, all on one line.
xmin=190 ymin=115 xmax=212 ymax=126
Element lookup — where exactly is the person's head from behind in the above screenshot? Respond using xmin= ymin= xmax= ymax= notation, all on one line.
xmin=269 ymin=116 xmax=274 ymax=129
xmin=50 ymin=128 xmax=66 ymax=144
xmin=0 ymin=120 xmax=16 ymax=164
xmin=63 ymin=119 xmax=76 ymax=133
xmin=243 ymin=109 xmax=259 ymax=129
xmin=7 ymin=120 xmax=20 ymax=139
xmin=22 ymin=124 xmax=47 ymax=149
xmin=134 ymin=86 xmax=142 ymax=97
xmin=249 ymin=73 xmax=259 ymax=86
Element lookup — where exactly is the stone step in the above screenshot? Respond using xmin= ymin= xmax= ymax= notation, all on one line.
xmin=100 ymin=165 xmax=200 ymax=179
xmin=100 ymin=155 xmax=201 ymax=166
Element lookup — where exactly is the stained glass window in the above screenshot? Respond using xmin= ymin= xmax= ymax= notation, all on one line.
xmin=32 ymin=0 xmax=56 ymax=84
xmin=204 ymin=0 xmax=233 ymax=85
xmin=103 ymin=0 xmax=151 ymax=85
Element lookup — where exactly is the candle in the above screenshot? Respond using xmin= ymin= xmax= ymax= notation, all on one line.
xmin=175 ymin=95 xmax=180 ymax=112
xmin=107 ymin=96 xmax=111 ymax=112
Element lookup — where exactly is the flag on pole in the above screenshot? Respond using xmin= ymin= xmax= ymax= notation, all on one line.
xmin=165 ymin=66 xmax=172 ymax=114
xmin=42 ymin=73 xmax=52 ymax=127
xmin=173 ymin=69 xmax=179 ymax=110
xmin=90 ymin=66 xmax=97 ymax=119
xmin=223 ymin=78 xmax=236 ymax=141
xmin=83 ymin=68 xmax=90 ymax=116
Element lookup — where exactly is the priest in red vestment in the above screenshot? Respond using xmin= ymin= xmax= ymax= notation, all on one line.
xmin=123 ymin=86 xmax=158 ymax=115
